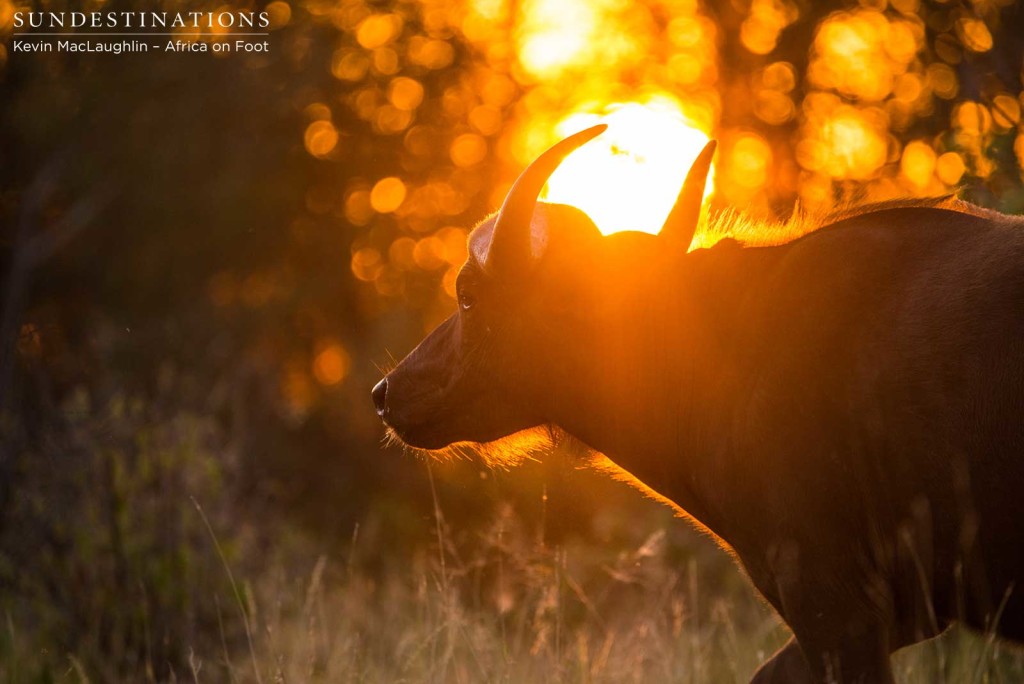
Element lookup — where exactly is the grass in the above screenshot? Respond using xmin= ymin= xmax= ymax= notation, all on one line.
xmin=216 ymin=502 xmax=787 ymax=683
xmin=4 ymin=440 xmax=1024 ymax=683
xmin=188 ymin=477 xmax=1024 ymax=684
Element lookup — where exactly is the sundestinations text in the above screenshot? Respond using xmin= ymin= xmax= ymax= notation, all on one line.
xmin=14 ymin=11 xmax=270 ymax=30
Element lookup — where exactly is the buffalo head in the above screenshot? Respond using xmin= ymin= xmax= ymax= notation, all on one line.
xmin=372 ymin=125 xmax=716 ymax=454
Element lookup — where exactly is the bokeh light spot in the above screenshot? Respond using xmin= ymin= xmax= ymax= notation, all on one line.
xmin=413 ymin=236 xmax=447 ymax=270
xmin=740 ymin=0 xmax=798 ymax=55
xmin=469 ymin=105 xmax=503 ymax=136
xmin=304 ymin=102 xmax=332 ymax=122
xmin=900 ymin=141 xmax=936 ymax=189
xmin=0 ymin=0 xmax=14 ymax=31
xmin=374 ymin=105 xmax=412 ymax=134
xmin=351 ymin=247 xmax=383 ymax=281
xmin=956 ymin=18 xmax=993 ymax=53
xmin=755 ymin=91 xmax=795 ymax=125
xmin=450 ymin=133 xmax=489 ymax=167
xmin=345 ymin=189 xmax=374 ymax=226
xmin=388 ymin=237 xmax=417 ymax=270
xmin=313 ymin=342 xmax=351 ymax=386
xmin=332 ymin=48 xmax=370 ymax=81
xmin=954 ymin=101 xmax=992 ymax=139
xmin=304 ymin=120 xmax=339 ymax=158
xmin=372 ymin=47 xmax=400 ymax=75
xmin=805 ymin=106 xmax=888 ymax=180
xmin=408 ymin=37 xmax=455 ymax=70
xmin=927 ymin=63 xmax=959 ymax=99
xmin=388 ymin=77 xmax=424 ymax=112
xmin=264 ymin=1 xmax=291 ymax=29
xmin=370 ymin=177 xmax=407 ymax=213
xmin=761 ymin=62 xmax=796 ymax=92
xmin=726 ymin=132 xmax=772 ymax=190
xmin=991 ymin=95 xmax=1021 ymax=131
xmin=356 ymin=14 xmax=402 ymax=50
xmin=935 ymin=151 xmax=966 ymax=186
xmin=437 ymin=227 xmax=469 ymax=265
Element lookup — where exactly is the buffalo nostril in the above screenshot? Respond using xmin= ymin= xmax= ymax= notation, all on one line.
xmin=371 ymin=377 xmax=388 ymax=418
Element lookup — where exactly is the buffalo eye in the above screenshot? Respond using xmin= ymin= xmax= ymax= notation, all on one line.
xmin=458 ymin=290 xmax=476 ymax=312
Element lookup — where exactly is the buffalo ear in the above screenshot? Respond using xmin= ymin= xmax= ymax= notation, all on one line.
xmin=485 ymin=124 xmax=607 ymax=277
xmin=660 ymin=140 xmax=716 ymax=252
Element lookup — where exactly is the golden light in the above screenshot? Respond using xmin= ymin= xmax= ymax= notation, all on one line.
xmin=515 ymin=0 xmax=596 ymax=79
xmin=264 ymin=1 xmax=291 ymax=29
xmin=900 ymin=140 xmax=936 ymax=189
xmin=808 ymin=10 xmax=922 ymax=102
xmin=957 ymin=17 xmax=993 ymax=53
xmin=356 ymin=13 xmax=402 ymax=50
xmin=992 ymin=94 xmax=1021 ymax=131
xmin=312 ymin=341 xmax=351 ymax=387
xmin=740 ymin=0 xmax=799 ymax=55
xmin=513 ymin=0 xmax=642 ymax=81
xmin=822 ymin=111 xmax=886 ymax=179
xmin=936 ymin=151 xmax=966 ymax=186
xmin=388 ymin=77 xmax=424 ymax=112
xmin=304 ymin=120 xmax=338 ymax=158
xmin=450 ymin=133 xmax=488 ymax=167
xmin=370 ymin=177 xmax=407 ymax=213
xmin=725 ymin=132 xmax=772 ymax=190
xmin=541 ymin=102 xmax=713 ymax=236
xmin=800 ymin=104 xmax=887 ymax=181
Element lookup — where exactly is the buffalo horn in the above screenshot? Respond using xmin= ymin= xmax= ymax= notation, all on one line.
xmin=486 ymin=124 xmax=608 ymax=274
xmin=660 ymin=140 xmax=716 ymax=251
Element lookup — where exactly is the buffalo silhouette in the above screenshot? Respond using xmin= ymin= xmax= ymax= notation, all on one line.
xmin=373 ymin=126 xmax=1024 ymax=683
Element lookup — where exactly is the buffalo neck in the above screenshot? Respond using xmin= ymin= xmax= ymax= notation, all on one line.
xmin=541 ymin=239 xmax=787 ymax=539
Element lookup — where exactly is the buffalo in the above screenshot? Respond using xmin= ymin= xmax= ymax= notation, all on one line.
xmin=372 ymin=125 xmax=1024 ymax=683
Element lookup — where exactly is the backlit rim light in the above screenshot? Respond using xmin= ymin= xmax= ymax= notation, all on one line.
xmin=543 ymin=101 xmax=714 ymax=236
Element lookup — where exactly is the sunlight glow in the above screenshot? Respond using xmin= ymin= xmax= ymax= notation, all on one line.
xmin=808 ymin=10 xmax=922 ymax=101
xmin=513 ymin=0 xmax=646 ymax=81
xmin=515 ymin=0 xmax=596 ymax=79
xmin=542 ymin=102 xmax=713 ymax=236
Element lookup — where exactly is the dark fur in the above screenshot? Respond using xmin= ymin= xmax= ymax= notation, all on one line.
xmin=377 ymin=200 xmax=1024 ymax=683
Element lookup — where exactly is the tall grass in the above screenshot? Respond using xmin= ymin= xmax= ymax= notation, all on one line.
xmin=6 ymin=495 xmax=1024 ymax=683
xmin=3 ymin=388 xmax=1022 ymax=684
xmin=213 ymin=499 xmax=786 ymax=683
xmin=191 ymin=483 xmax=1023 ymax=684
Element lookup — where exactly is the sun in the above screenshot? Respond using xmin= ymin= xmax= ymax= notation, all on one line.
xmin=542 ymin=101 xmax=714 ymax=236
